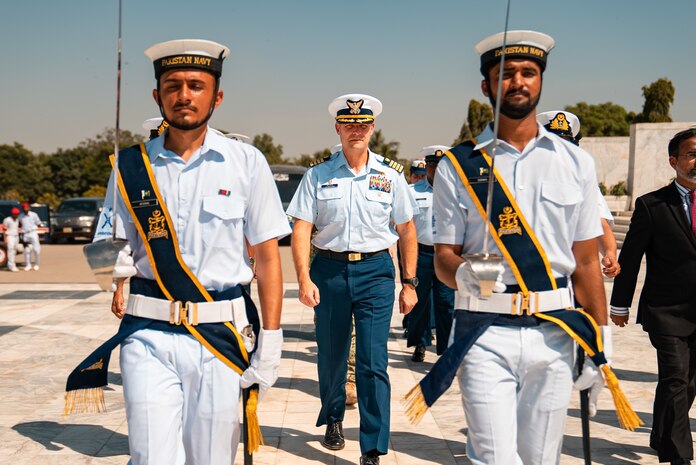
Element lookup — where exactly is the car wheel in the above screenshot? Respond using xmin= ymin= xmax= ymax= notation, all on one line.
xmin=0 ymin=245 xmax=7 ymax=268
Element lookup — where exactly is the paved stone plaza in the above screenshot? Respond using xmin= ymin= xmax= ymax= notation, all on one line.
xmin=0 ymin=273 xmax=692 ymax=464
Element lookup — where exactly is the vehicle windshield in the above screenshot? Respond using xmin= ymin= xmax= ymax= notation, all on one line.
xmin=0 ymin=202 xmax=20 ymax=219
xmin=31 ymin=205 xmax=50 ymax=222
xmin=57 ymin=200 xmax=100 ymax=214
xmin=274 ymin=173 xmax=304 ymax=209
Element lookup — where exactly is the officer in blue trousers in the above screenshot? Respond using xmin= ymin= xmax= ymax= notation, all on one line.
xmin=287 ymin=93 xmax=418 ymax=465
xmin=407 ymin=146 xmax=455 ymax=362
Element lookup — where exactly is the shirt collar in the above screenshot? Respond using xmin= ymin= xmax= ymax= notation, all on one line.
xmin=146 ymin=126 xmax=226 ymax=162
xmin=333 ymin=150 xmax=383 ymax=174
xmin=473 ymin=122 xmax=554 ymax=153
xmin=675 ymin=180 xmax=692 ymax=197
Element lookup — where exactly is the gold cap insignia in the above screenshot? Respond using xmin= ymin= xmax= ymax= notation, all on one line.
xmin=347 ymin=99 xmax=364 ymax=115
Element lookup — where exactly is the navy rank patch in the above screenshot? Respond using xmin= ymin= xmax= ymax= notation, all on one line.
xmin=309 ymin=155 xmax=331 ymax=168
xmin=381 ymin=157 xmax=404 ymax=173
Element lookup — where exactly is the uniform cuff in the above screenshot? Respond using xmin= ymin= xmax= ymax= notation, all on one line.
xmin=610 ymin=306 xmax=629 ymax=316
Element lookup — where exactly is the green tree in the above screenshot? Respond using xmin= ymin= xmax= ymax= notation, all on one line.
xmin=636 ymin=78 xmax=675 ymax=123
xmin=453 ymin=99 xmax=493 ymax=145
xmin=252 ymin=133 xmax=285 ymax=164
xmin=369 ymin=129 xmax=400 ymax=159
xmin=563 ymin=102 xmax=631 ymax=136
xmin=296 ymin=148 xmax=332 ymax=167
xmin=83 ymin=184 xmax=107 ymax=198
xmin=0 ymin=143 xmax=51 ymax=202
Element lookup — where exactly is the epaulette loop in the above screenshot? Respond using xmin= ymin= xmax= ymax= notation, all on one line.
xmin=382 ymin=157 xmax=404 ymax=174
xmin=309 ymin=155 xmax=331 ymax=168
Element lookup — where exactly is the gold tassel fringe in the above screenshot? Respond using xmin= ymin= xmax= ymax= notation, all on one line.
xmin=63 ymin=388 xmax=106 ymax=415
xmin=245 ymin=389 xmax=265 ymax=454
xmin=601 ymin=365 xmax=644 ymax=431
xmin=403 ymin=383 xmax=428 ymax=425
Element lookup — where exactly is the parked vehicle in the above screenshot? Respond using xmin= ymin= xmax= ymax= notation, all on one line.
xmin=0 ymin=200 xmax=21 ymax=267
xmin=50 ymin=197 xmax=104 ymax=242
xmin=270 ymin=165 xmax=307 ymax=245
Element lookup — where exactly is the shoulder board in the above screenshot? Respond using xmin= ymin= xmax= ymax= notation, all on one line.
xmin=309 ymin=155 xmax=331 ymax=168
xmin=382 ymin=157 xmax=404 ymax=173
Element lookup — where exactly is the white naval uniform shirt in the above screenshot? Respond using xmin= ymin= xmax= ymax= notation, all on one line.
xmin=433 ymin=124 xmax=603 ymax=285
xmin=286 ymin=150 xmax=417 ymax=253
xmin=2 ymin=217 xmax=20 ymax=237
xmin=410 ymin=178 xmax=434 ymax=246
xmin=19 ymin=211 xmax=41 ymax=235
xmin=94 ymin=127 xmax=291 ymax=291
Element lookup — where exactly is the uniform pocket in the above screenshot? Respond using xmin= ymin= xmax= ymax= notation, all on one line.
xmin=316 ymin=187 xmax=344 ymax=222
xmin=365 ymin=189 xmax=392 ymax=224
xmin=201 ymin=196 xmax=244 ymax=248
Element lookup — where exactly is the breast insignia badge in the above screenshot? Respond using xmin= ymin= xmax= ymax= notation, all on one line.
xmin=147 ymin=209 xmax=169 ymax=241
xmin=497 ymin=206 xmax=522 ymax=236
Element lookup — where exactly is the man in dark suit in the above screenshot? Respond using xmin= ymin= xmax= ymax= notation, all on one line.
xmin=611 ymin=127 xmax=696 ymax=465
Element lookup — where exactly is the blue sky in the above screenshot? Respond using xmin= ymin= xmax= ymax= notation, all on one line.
xmin=1 ymin=0 xmax=694 ymax=160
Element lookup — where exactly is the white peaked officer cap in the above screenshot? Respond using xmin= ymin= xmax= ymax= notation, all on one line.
xmin=144 ymin=39 xmax=231 ymax=79
xmin=328 ymin=94 xmax=383 ymax=124
xmin=475 ymin=30 xmax=555 ymax=76
xmin=331 ymin=144 xmax=343 ymax=154
xmin=537 ymin=111 xmax=581 ymax=142
xmin=410 ymin=159 xmax=427 ymax=175
xmin=225 ymin=133 xmax=251 ymax=143
xmin=419 ymin=145 xmax=451 ymax=162
xmin=142 ymin=117 xmax=168 ymax=139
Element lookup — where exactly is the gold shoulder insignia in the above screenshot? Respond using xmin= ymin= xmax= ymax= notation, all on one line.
xmin=382 ymin=157 xmax=404 ymax=174
xmin=309 ymin=155 xmax=331 ymax=168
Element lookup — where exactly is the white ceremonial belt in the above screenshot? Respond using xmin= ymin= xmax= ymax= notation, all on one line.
xmin=455 ymin=287 xmax=573 ymax=315
xmin=126 ymin=294 xmax=238 ymax=325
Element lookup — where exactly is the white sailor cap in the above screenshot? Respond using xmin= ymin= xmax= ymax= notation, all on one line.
xmin=142 ymin=117 xmax=168 ymax=139
xmin=224 ymin=133 xmax=251 ymax=143
xmin=331 ymin=143 xmax=343 ymax=154
xmin=537 ymin=110 xmax=581 ymax=144
xmin=419 ymin=145 xmax=450 ymax=164
xmin=475 ymin=30 xmax=555 ymax=76
xmin=328 ymin=94 xmax=382 ymax=124
xmin=410 ymin=159 xmax=426 ymax=175
xmin=144 ymin=39 xmax=231 ymax=80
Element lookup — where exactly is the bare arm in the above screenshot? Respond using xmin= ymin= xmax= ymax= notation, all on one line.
xmin=434 ymin=243 xmax=464 ymax=289
xmin=598 ymin=218 xmax=620 ymax=278
xmin=572 ymin=238 xmax=607 ymax=325
xmin=254 ymin=238 xmax=283 ymax=330
xmin=395 ymin=220 xmax=418 ymax=314
xmin=291 ymin=218 xmax=320 ymax=307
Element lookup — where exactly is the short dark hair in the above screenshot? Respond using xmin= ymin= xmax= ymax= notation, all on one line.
xmin=668 ymin=128 xmax=696 ymax=157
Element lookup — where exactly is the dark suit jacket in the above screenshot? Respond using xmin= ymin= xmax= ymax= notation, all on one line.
xmin=611 ymin=182 xmax=696 ymax=336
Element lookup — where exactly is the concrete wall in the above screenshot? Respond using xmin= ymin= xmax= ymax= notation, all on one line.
xmin=581 ymin=137 xmax=629 ymax=189
xmin=628 ymin=122 xmax=696 ymax=208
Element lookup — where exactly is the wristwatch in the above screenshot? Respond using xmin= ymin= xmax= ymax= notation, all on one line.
xmin=402 ymin=277 xmax=419 ymax=288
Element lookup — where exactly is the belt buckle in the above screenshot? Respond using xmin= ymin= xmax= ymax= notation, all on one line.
xmin=170 ymin=301 xmax=182 ymax=324
xmin=520 ymin=293 xmax=531 ymax=315
xmin=348 ymin=252 xmax=362 ymax=261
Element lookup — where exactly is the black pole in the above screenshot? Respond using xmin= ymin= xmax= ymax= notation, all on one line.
xmin=242 ymin=389 xmax=253 ymax=465
xmin=577 ymin=347 xmax=592 ymax=464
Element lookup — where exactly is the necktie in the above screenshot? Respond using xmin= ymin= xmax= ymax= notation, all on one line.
xmin=689 ymin=190 xmax=696 ymax=237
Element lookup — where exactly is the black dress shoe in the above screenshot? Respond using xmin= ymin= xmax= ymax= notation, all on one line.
xmin=411 ymin=345 xmax=426 ymax=362
xmin=321 ymin=421 xmax=344 ymax=450
xmin=360 ymin=453 xmax=380 ymax=465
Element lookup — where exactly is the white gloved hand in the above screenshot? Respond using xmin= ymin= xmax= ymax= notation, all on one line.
xmin=239 ymin=328 xmax=283 ymax=401
xmin=574 ymin=326 xmax=612 ymax=416
xmin=113 ymin=244 xmax=137 ymax=279
xmin=455 ymin=261 xmax=504 ymax=298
